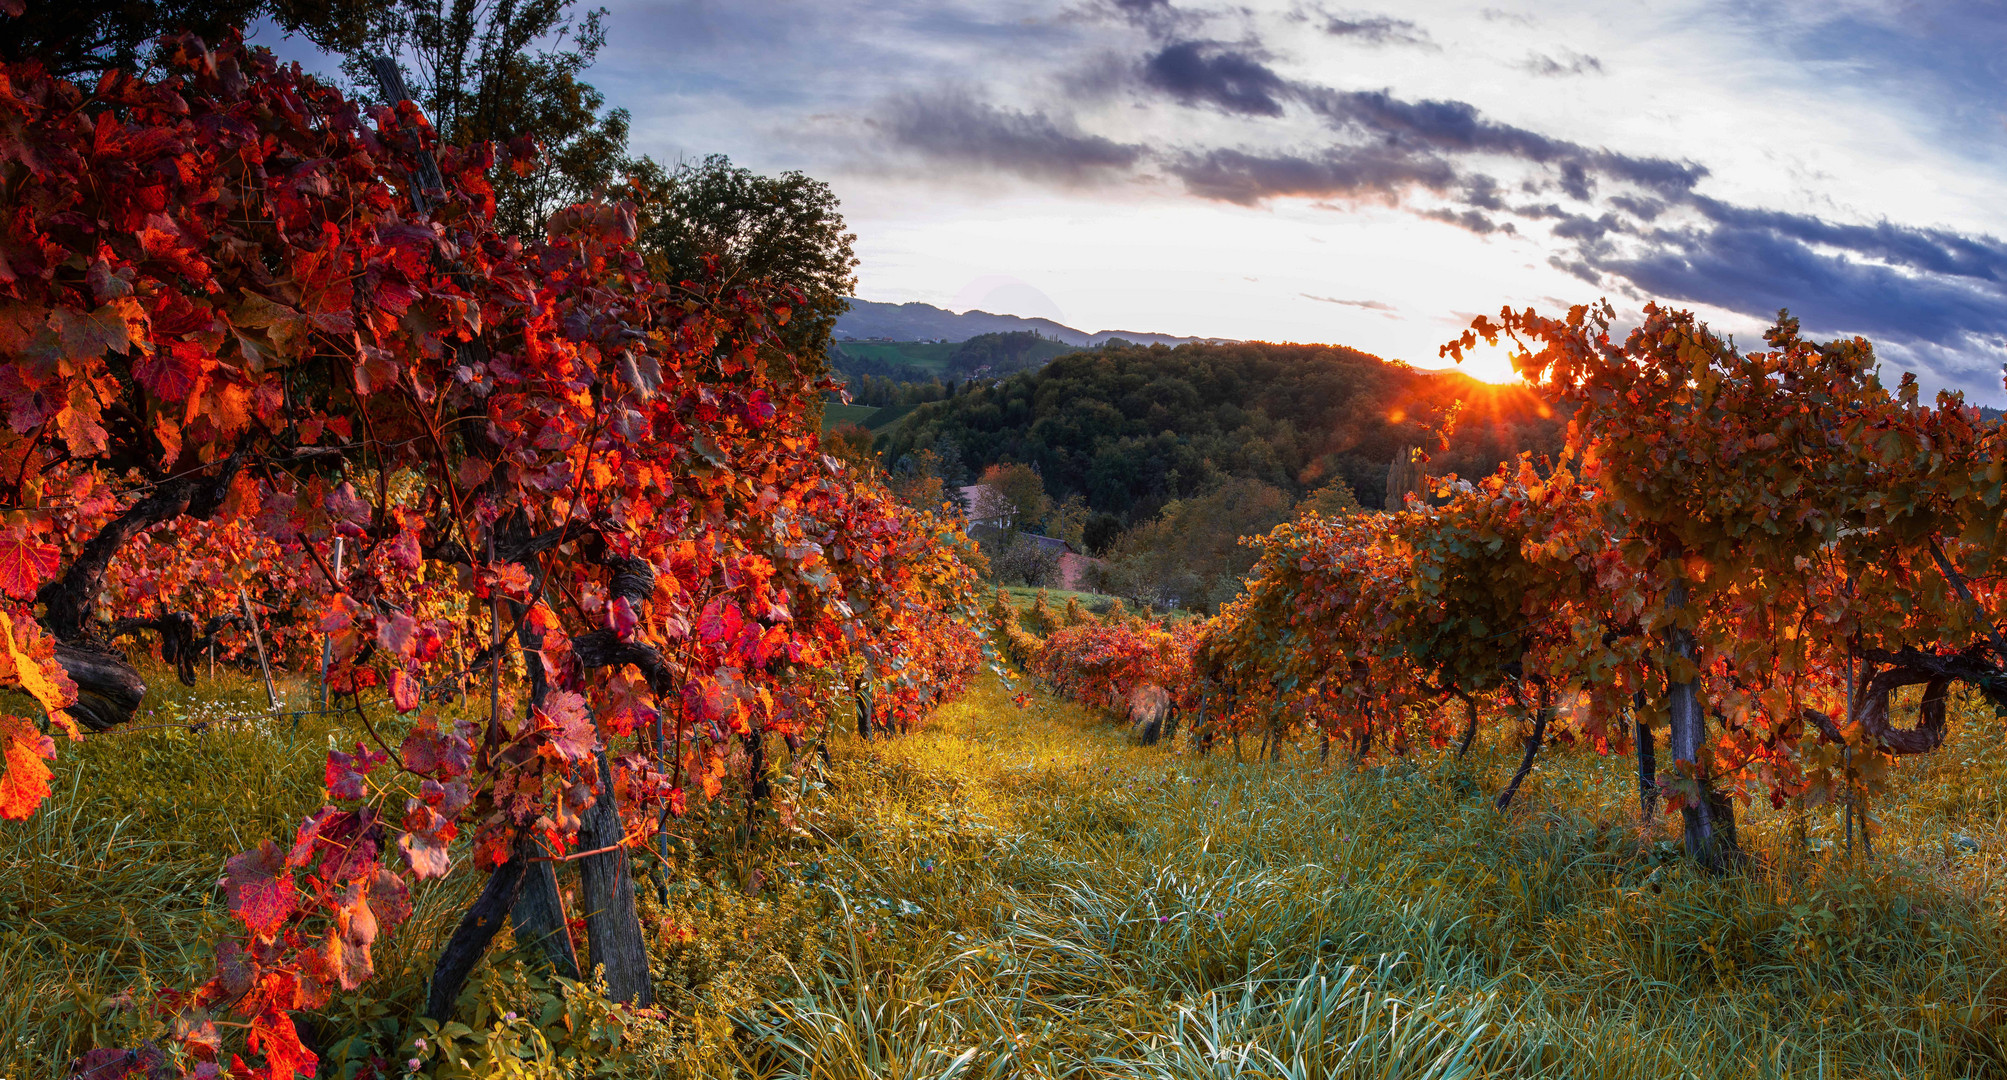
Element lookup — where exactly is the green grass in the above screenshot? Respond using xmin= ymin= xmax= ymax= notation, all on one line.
xmin=820 ymin=402 xmax=881 ymax=430
xmin=862 ymin=401 xmax=920 ymax=432
xmin=13 ymin=663 xmax=2007 ymax=1077
xmin=999 ymin=585 xmax=1117 ymax=612
xmin=734 ymin=678 xmax=2007 ymax=1078
xmin=832 ymin=342 xmax=958 ymax=372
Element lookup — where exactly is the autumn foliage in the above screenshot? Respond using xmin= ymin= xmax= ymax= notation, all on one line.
xmin=0 ymin=33 xmax=980 ymax=1077
xmin=1013 ymin=302 xmax=2007 ymax=875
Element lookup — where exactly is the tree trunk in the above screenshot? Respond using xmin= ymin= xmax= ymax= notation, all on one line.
xmin=424 ymin=849 xmax=529 ymax=1020
xmin=1667 ymin=579 xmax=1737 ymax=870
xmin=1634 ymin=696 xmax=1657 ymax=823
xmin=508 ymin=606 xmax=577 ymax=980
xmin=855 ymin=681 xmax=874 ymax=740
xmin=563 ymin=557 xmax=663 ymax=1006
xmin=510 ymin=837 xmax=580 ymax=981
xmin=1495 ymin=687 xmax=1550 ymax=810
xmin=744 ymin=726 xmax=770 ymax=831
xmin=1454 ymin=691 xmax=1479 ymax=759
xmin=579 ymin=746 xmax=654 ymax=1005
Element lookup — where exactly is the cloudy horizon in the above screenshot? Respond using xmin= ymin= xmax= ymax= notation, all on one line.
xmin=263 ymin=0 xmax=2007 ymax=399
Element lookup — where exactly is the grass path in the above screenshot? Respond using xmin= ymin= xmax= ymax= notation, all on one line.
xmin=740 ymin=674 xmax=2007 ymax=1079
xmin=9 ymin=666 xmax=2007 ymax=1077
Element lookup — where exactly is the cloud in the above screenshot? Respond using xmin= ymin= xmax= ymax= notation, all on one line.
xmin=795 ymin=0 xmax=2007 ymax=396
xmin=1302 ymin=294 xmax=1398 ymax=310
xmin=878 ymin=92 xmax=1145 ymax=182
xmin=1321 ymin=14 xmax=1433 ymax=48
xmin=1583 ymin=216 xmax=2007 ymax=352
xmin=1117 ymin=41 xmax=1709 ymax=209
xmin=1520 ymin=50 xmax=1603 ymax=76
xmin=1141 ymin=41 xmax=1292 ymax=117
xmin=1167 ymin=145 xmax=1457 ymax=204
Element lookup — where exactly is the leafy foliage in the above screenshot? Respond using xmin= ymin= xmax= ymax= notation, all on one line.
xmin=638 ymin=153 xmax=859 ymax=373
xmin=0 ymin=33 xmax=979 ymax=1075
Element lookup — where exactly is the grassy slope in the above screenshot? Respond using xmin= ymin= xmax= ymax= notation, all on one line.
xmin=832 ymin=341 xmax=958 ymax=372
xmin=820 ymin=402 xmax=881 ymax=430
xmin=10 ymin=665 xmax=2007 ymax=1076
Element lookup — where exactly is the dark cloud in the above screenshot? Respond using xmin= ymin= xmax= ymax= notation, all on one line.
xmin=1686 ymin=198 xmax=2007 ymax=287
xmin=1322 ymin=14 xmax=1433 ymax=48
xmin=1520 ymin=50 xmax=1603 ymax=76
xmin=1421 ymin=208 xmax=1516 ymax=235
xmin=1302 ymin=294 xmax=1397 ymax=309
xmin=1298 ymin=88 xmax=1705 ymax=197
xmin=1123 ymin=42 xmax=1707 ymax=205
xmin=1575 ymin=217 xmax=2007 ymax=367
xmin=880 ymin=93 xmax=1145 ymax=182
xmin=1167 ymin=145 xmax=1456 ymax=204
xmin=1100 ymin=0 xmax=1195 ymax=37
xmin=1141 ymin=41 xmax=1292 ymax=117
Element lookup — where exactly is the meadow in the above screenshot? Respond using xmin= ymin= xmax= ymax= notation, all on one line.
xmin=10 ymin=662 xmax=2007 ymax=1077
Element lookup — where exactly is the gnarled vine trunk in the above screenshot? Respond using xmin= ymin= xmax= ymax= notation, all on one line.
xmin=1666 ymin=579 xmax=1737 ymax=870
xmin=36 ymin=452 xmax=247 ymax=730
xmin=1495 ymin=684 xmax=1550 ymax=810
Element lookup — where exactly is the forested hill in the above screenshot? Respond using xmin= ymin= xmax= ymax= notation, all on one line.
xmin=878 ymin=341 xmax=1566 ymax=522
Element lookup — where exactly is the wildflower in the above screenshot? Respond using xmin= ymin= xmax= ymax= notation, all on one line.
xmin=1156 ymin=915 xmax=1169 ymax=923
xmin=408 ymin=1059 xmax=422 ymax=1071
xmin=504 ymin=1011 xmax=518 ymax=1022
xmin=413 ymin=1039 xmax=427 ymax=1052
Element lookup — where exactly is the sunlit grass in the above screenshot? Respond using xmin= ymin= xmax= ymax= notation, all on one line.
xmin=10 ymin=663 xmax=2007 ymax=1076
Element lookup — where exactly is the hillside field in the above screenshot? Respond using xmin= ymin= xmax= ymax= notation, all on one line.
xmin=9 ymin=663 xmax=2007 ymax=1077
xmin=830 ymin=340 xmax=958 ymax=373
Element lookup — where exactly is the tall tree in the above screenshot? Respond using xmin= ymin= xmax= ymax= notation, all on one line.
xmin=638 ymin=153 xmax=860 ymax=375
xmin=341 ymin=0 xmax=636 ymax=238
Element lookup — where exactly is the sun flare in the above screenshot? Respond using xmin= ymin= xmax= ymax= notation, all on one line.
xmin=1445 ymin=341 xmax=1524 ymax=385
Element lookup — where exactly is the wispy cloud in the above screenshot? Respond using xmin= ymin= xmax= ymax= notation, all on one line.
xmin=1302 ymin=294 xmax=1398 ymax=310
xmin=1320 ymin=13 xmax=1434 ymax=48
xmin=1520 ymin=50 xmax=1602 ymax=76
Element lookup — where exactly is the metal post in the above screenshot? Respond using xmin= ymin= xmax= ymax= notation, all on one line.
xmin=240 ymin=587 xmax=278 ymax=711
xmin=320 ymin=537 xmax=344 ymax=709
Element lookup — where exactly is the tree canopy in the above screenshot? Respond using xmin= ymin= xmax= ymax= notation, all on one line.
xmin=879 ymin=341 xmax=1566 ymax=523
xmin=639 ymin=153 xmax=859 ymax=372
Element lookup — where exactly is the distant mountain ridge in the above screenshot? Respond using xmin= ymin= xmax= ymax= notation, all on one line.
xmin=836 ymin=298 xmax=1213 ymax=348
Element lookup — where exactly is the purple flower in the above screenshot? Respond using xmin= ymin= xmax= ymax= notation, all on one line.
xmin=1156 ymin=915 xmax=1169 ymax=924
xmin=408 ymin=1059 xmax=422 ymax=1071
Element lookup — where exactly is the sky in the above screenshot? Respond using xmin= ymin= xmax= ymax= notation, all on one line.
xmin=262 ymin=0 xmax=2007 ymax=398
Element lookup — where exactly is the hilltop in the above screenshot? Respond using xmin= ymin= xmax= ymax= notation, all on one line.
xmin=876 ymin=340 xmax=1565 ymax=523
xmin=836 ymin=298 xmax=1213 ymax=348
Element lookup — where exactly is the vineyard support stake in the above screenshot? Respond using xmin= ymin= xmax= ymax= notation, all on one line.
xmin=319 ymin=537 xmax=343 ymax=708
xmin=238 ymin=587 xmax=277 ymax=712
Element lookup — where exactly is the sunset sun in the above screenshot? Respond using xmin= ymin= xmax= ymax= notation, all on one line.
xmin=1444 ymin=340 xmax=1525 ymax=385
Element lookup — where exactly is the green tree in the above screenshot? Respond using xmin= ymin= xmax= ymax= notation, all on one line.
xmin=637 ymin=154 xmax=860 ymax=374
xmin=1297 ymin=477 xmax=1363 ymax=519
xmin=0 ymin=0 xmax=384 ymax=76
xmin=342 ymin=0 xmax=636 ymax=238
xmin=881 ymin=341 xmax=1566 ymax=524
xmin=1098 ymin=477 xmax=1293 ymax=613
xmin=974 ymin=462 xmax=1050 ymax=535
